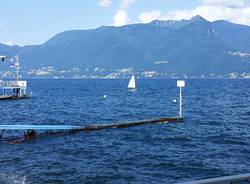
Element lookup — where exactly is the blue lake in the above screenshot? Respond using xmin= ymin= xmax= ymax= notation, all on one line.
xmin=0 ymin=79 xmax=250 ymax=183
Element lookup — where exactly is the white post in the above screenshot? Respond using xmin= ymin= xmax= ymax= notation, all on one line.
xmin=177 ymin=80 xmax=185 ymax=118
xmin=179 ymin=86 xmax=182 ymax=117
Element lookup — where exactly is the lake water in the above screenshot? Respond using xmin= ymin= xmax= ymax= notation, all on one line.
xmin=0 ymin=79 xmax=250 ymax=184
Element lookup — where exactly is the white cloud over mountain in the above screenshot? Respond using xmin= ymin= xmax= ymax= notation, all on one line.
xmin=106 ymin=0 xmax=250 ymax=27
xmin=113 ymin=0 xmax=135 ymax=26
xmin=138 ymin=0 xmax=250 ymax=26
xmin=139 ymin=11 xmax=161 ymax=23
xmin=3 ymin=40 xmax=14 ymax=46
xmin=113 ymin=10 xmax=129 ymax=26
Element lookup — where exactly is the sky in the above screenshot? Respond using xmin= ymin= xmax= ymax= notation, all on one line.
xmin=0 ymin=0 xmax=250 ymax=46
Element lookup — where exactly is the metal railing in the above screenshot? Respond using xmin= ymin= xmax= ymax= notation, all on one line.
xmin=0 ymin=80 xmax=27 ymax=88
xmin=179 ymin=173 xmax=250 ymax=184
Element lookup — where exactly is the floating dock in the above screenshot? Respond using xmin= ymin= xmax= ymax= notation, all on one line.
xmin=82 ymin=117 xmax=183 ymax=131
xmin=0 ymin=94 xmax=30 ymax=100
xmin=0 ymin=117 xmax=183 ymax=143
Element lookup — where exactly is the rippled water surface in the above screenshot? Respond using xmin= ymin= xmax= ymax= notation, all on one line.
xmin=0 ymin=79 xmax=250 ymax=184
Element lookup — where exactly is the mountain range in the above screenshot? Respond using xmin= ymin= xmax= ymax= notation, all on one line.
xmin=1 ymin=15 xmax=250 ymax=78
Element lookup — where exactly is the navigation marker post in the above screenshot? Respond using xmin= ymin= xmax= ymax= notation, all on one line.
xmin=177 ymin=80 xmax=185 ymax=117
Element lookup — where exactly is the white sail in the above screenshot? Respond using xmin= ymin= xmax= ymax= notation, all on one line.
xmin=128 ymin=75 xmax=136 ymax=89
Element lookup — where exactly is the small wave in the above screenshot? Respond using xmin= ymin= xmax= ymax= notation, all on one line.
xmin=210 ymin=136 xmax=248 ymax=146
xmin=164 ymin=136 xmax=192 ymax=142
xmin=0 ymin=174 xmax=27 ymax=184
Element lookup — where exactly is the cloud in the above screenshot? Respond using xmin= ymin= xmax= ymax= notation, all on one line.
xmin=108 ymin=0 xmax=135 ymax=26
xmin=139 ymin=11 xmax=161 ymax=23
xmin=160 ymin=5 xmax=250 ymax=25
xmin=202 ymin=0 xmax=246 ymax=8
xmin=135 ymin=0 xmax=250 ymax=26
xmin=113 ymin=10 xmax=129 ymax=26
xmin=3 ymin=40 xmax=14 ymax=46
xmin=98 ymin=0 xmax=112 ymax=8
xmin=112 ymin=0 xmax=135 ymax=26
xmin=119 ymin=0 xmax=135 ymax=9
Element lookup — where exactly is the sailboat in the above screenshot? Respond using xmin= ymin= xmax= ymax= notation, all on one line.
xmin=128 ymin=75 xmax=136 ymax=90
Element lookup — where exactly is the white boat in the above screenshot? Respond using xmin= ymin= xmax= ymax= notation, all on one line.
xmin=128 ymin=75 xmax=136 ymax=90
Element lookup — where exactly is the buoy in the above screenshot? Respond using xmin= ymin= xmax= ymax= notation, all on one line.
xmin=103 ymin=95 xmax=107 ymax=98
xmin=173 ymin=99 xmax=177 ymax=103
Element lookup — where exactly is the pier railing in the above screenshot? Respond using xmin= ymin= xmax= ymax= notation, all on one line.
xmin=0 ymin=80 xmax=27 ymax=88
xmin=179 ymin=173 xmax=250 ymax=184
